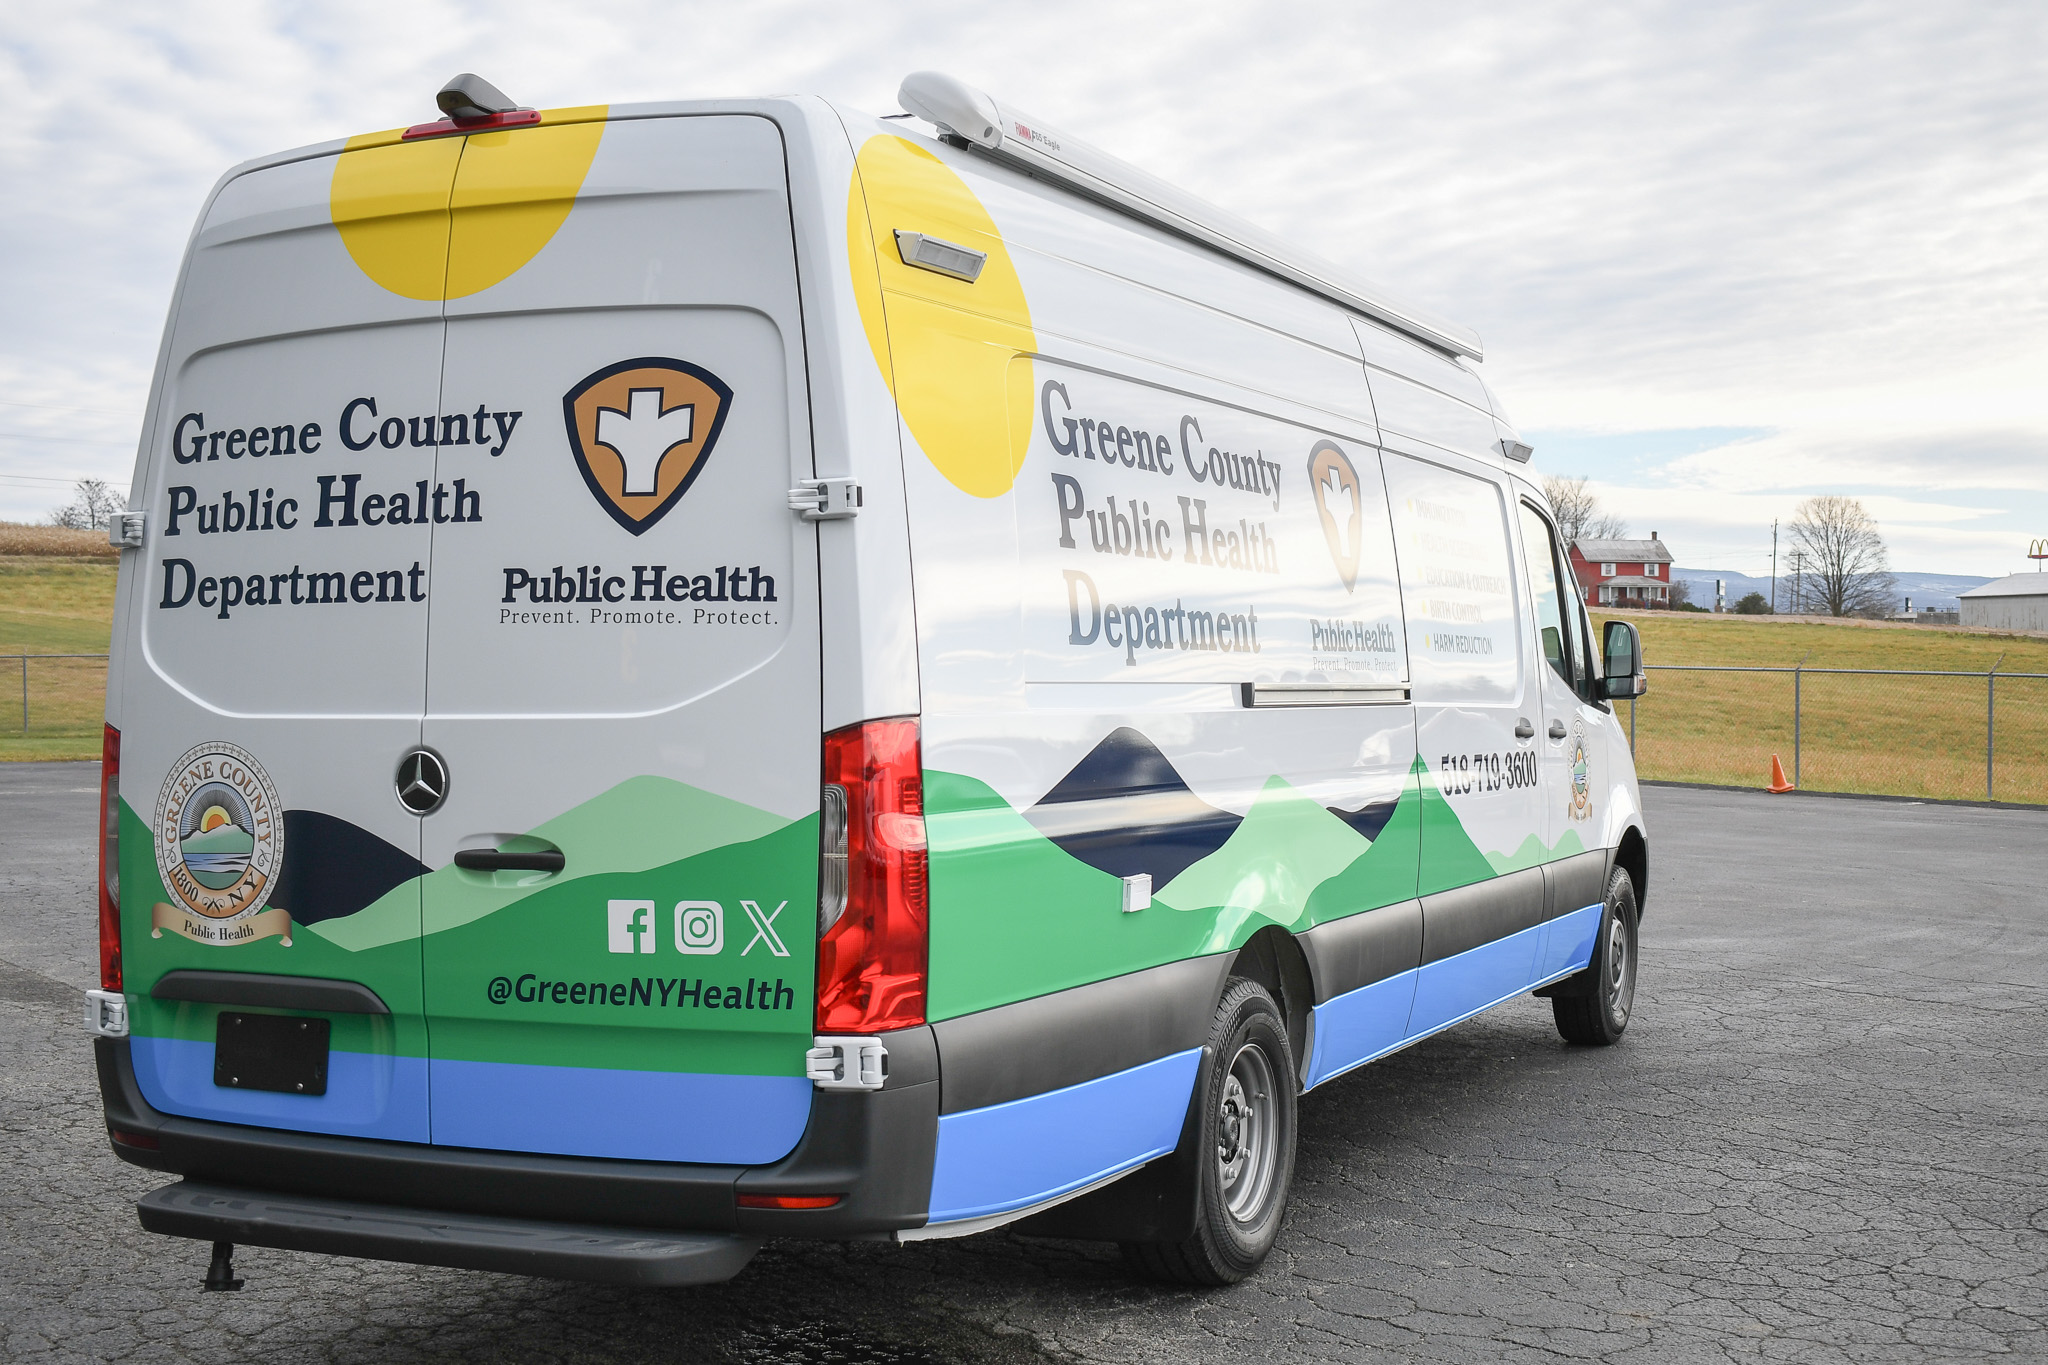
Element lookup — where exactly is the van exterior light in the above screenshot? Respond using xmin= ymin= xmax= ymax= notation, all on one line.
xmin=405 ymin=73 xmax=540 ymax=140
xmin=893 ymin=230 xmax=987 ymax=282
xmin=1500 ymin=438 xmax=1534 ymax=462
xmin=895 ymin=71 xmax=1484 ymax=361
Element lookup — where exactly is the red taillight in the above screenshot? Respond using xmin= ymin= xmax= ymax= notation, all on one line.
xmin=815 ymin=718 xmax=928 ymax=1033
xmin=98 ymin=724 xmax=121 ymax=992
xmin=735 ymin=1193 xmax=841 ymax=1210
xmin=109 ymin=1128 xmax=158 ymax=1151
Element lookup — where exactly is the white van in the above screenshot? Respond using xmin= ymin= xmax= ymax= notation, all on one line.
xmin=85 ymin=72 xmax=1650 ymax=1289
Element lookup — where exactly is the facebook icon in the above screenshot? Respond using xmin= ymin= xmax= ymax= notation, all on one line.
xmin=607 ymin=899 xmax=656 ymax=954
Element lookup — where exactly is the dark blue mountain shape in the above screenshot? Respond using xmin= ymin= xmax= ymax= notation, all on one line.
xmin=1326 ymin=797 xmax=1400 ymax=844
xmin=271 ymin=810 xmax=429 ymax=927
xmin=1024 ymin=727 xmax=1243 ymax=885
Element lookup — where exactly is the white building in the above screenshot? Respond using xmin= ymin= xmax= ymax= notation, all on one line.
xmin=1959 ymin=574 xmax=2048 ymax=631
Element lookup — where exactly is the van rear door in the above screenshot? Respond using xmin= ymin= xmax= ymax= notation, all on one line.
xmin=415 ymin=114 xmax=823 ymax=1164
xmin=120 ymin=136 xmax=459 ymax=1140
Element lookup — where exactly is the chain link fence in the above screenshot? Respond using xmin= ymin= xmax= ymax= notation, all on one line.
xmin=12 ymin=653 xmax=2048 ymax=805
xmin=1627 ymin=664 xmax=2048 ymax=804
xmin=4 ymin=653 xmax=109 ymax=747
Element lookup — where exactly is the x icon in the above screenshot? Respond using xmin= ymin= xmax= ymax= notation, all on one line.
xmin=740 ymin=899 xmax=789 ymax=957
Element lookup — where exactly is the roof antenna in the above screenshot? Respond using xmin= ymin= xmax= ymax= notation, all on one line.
xmin=436 ymin=74 xmax=524 ymax=125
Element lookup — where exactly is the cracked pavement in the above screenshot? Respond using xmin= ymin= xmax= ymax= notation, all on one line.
xmin=2 ymin=762 xmax=2044 ymax=1362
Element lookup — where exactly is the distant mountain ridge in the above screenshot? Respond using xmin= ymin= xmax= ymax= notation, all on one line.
xmin=1670 ymin=568 xmax=1992 ymax=611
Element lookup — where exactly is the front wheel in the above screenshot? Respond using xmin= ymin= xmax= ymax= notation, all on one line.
xmin=1122 ymin=978 xmax=1297 ymax=1285
xmin=1552 ymin=865 xmax=1639 ymax=1046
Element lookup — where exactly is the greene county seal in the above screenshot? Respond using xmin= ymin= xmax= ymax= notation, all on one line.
xmin=152 ymin=741 xmax=288 ymax=945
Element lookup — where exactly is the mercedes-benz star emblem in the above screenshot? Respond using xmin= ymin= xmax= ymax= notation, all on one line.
xmin=395 ymin=749 xmax=448 ymax=815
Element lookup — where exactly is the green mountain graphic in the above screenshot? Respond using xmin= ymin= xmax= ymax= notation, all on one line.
xmin=1154 ymin=776 xmax=1373 ymax=948
xmin=180 ymin=823 xmax=253 ymax=855
xmin=1304 ymin=766 xmax=1422 ymax=922
xmin=311 ymin=775 xmax=794 ymax=953
xmin=1485 ymin=828 xmax=1587 ymax=875
xmin=1416 ymin=754 xmax=1500 ymax=897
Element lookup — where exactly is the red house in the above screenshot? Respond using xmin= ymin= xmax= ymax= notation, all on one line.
xmin=1568 ymin=533 xmax=1674 ymax=607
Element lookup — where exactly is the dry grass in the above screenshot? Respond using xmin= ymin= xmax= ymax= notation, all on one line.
xmin=0 ymin=522 xmax=118 ymax=558
xmin=1599 ymin=610 xmax=2048 ymax=803
xmin=1 ymin=554 xmax=118 ymax=761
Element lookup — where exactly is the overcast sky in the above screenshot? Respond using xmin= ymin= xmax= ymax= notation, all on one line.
xmin=3 ymin=1 xmax=2044 ymax=576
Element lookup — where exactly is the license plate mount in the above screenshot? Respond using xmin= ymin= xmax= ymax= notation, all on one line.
xmin=214 ymin=1011 xmax=330 ymax=1096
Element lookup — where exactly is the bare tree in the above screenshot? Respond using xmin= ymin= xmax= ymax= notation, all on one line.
xmin=48 ymin=478 xmax=123 ymax=531
xmin=1541 ymin=474 xmax=1627 ymax=547
xmin=1787 ymin=495 xmax=1896 ymax=617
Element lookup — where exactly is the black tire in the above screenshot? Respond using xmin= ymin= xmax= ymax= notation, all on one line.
xmin=1552 ymin=865 xmax=1639 ymax=1046
xmin=1121 ymin=978 xmax=1297 ymax=1285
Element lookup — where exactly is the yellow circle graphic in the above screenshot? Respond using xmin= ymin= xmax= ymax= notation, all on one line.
xmin=330 ymin=108 xmax=607 ymax=300
xmin=849 ymin=136 xmax=1035 ymax=499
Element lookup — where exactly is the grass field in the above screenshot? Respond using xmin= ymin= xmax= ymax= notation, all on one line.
xmin=1597 ymin=610 xmax=2048 ymax=804
xmin=5 ymin=547 xmax=2045 ymax=803
xmin=1 ymin=552 xmax=117 ymax=761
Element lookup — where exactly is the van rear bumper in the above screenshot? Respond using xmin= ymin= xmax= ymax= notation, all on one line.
xmin=96 ymin=1031 xmax=937 ymax=1242
xmin=139 ymin=1180 xmax=763 ymax=1286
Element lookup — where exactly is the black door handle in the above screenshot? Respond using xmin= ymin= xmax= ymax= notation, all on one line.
xmin=1549 ymin=720 xmax=1568 ymax=739
xmin=453 ymin=848 xmax=565 ymax=873
xmin=1514 ymin=718 xmax=1535 ymax=739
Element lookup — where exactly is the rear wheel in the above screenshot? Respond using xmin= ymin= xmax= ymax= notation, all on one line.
xmin=1121 ymin=978 xmax=1297 ymax=1285
xmin=1552 ymin=866 xmax=1639 ymax=1046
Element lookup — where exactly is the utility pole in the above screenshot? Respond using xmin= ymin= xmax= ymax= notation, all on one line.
xmin=1791 ymin=551 xmax=1803 ymax=615
xmin=1769 ymin=519 xmax=1779 ymax=614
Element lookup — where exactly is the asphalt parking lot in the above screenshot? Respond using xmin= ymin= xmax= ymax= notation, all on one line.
xmin=2 ymin=763 xmax=2044 ymax=1363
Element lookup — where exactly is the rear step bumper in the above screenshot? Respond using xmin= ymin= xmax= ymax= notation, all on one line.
xmin=140 ymin=1180 xmax=762 ymax=1286
xmin=96 ymin=1031 xmax=938 ymax=1240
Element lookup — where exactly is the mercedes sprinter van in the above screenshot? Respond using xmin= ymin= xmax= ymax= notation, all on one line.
xmin=86 ymin=71 xmax=1650 ymax=1288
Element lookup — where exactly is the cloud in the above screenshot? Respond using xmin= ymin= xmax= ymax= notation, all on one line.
xmin=1 ymin=0 xmax=2043 ymax=575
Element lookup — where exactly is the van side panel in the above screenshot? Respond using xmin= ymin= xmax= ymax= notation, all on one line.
xmin=846 ymin=118 xmax=1435 ymax=1219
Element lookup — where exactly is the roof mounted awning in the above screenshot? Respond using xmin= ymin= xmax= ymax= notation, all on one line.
xmin=896 ymin=71 xmax=1484 ymax=362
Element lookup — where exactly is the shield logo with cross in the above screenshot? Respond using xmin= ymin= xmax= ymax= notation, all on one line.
xmin=1308 ymin=440 xmax=1363 ymax=592
xmin=561 ymin=357 xmax=734 ymax=535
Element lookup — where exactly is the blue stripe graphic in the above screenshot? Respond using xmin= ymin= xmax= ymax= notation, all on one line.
xmin=427 ymin=1058 xmax=810 ymax=1163
xmin=927 ymin=1048 xmax=1201 ymax=1224
xmin=1305 ymin=970 xmax=1418 ymax=1089
xmin=1533 ymin=902 xmax=1603 ymax=983
xmin=130 ymin=1036 xmax=430 ymax=1142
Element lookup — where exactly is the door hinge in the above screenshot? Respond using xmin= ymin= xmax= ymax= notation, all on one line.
xmin=108 ymin=512 xmax=145 ymax=548
xmin=806 ymin=1035 xmax=887 ymax=1091
xmin=789 ymin=479 xmax=863 ymax=522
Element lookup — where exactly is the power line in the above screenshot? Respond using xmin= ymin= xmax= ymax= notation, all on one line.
xmin=0 ymin=399 xmax=133 ymax=417
xmin=0 ymin=474 xmax=130 ymax=489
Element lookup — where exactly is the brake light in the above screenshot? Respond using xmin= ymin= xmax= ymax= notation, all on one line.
xmin=98 ymin=724 xmax=121 ymax=992
xmin=815 ymin=719 xmax=927 ymax=1033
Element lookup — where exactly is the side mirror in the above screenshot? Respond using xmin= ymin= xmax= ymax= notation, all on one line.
xmin=1600 ymin=620 xmax=1647 ymax=699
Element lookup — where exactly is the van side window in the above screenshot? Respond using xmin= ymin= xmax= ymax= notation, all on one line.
xmin=1518 ymin=503 xmax=1574 ymax=687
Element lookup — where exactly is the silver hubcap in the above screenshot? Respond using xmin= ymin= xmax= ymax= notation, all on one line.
xmin=1216 ymin=1041 xmax=1280 ymax=1223
xmin=1605 ymin=907 xmax=1635 ymax=1023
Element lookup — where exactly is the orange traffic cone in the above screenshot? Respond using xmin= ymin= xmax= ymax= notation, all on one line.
xmin=1767 ymin=754 xmax=1795 ymax=793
